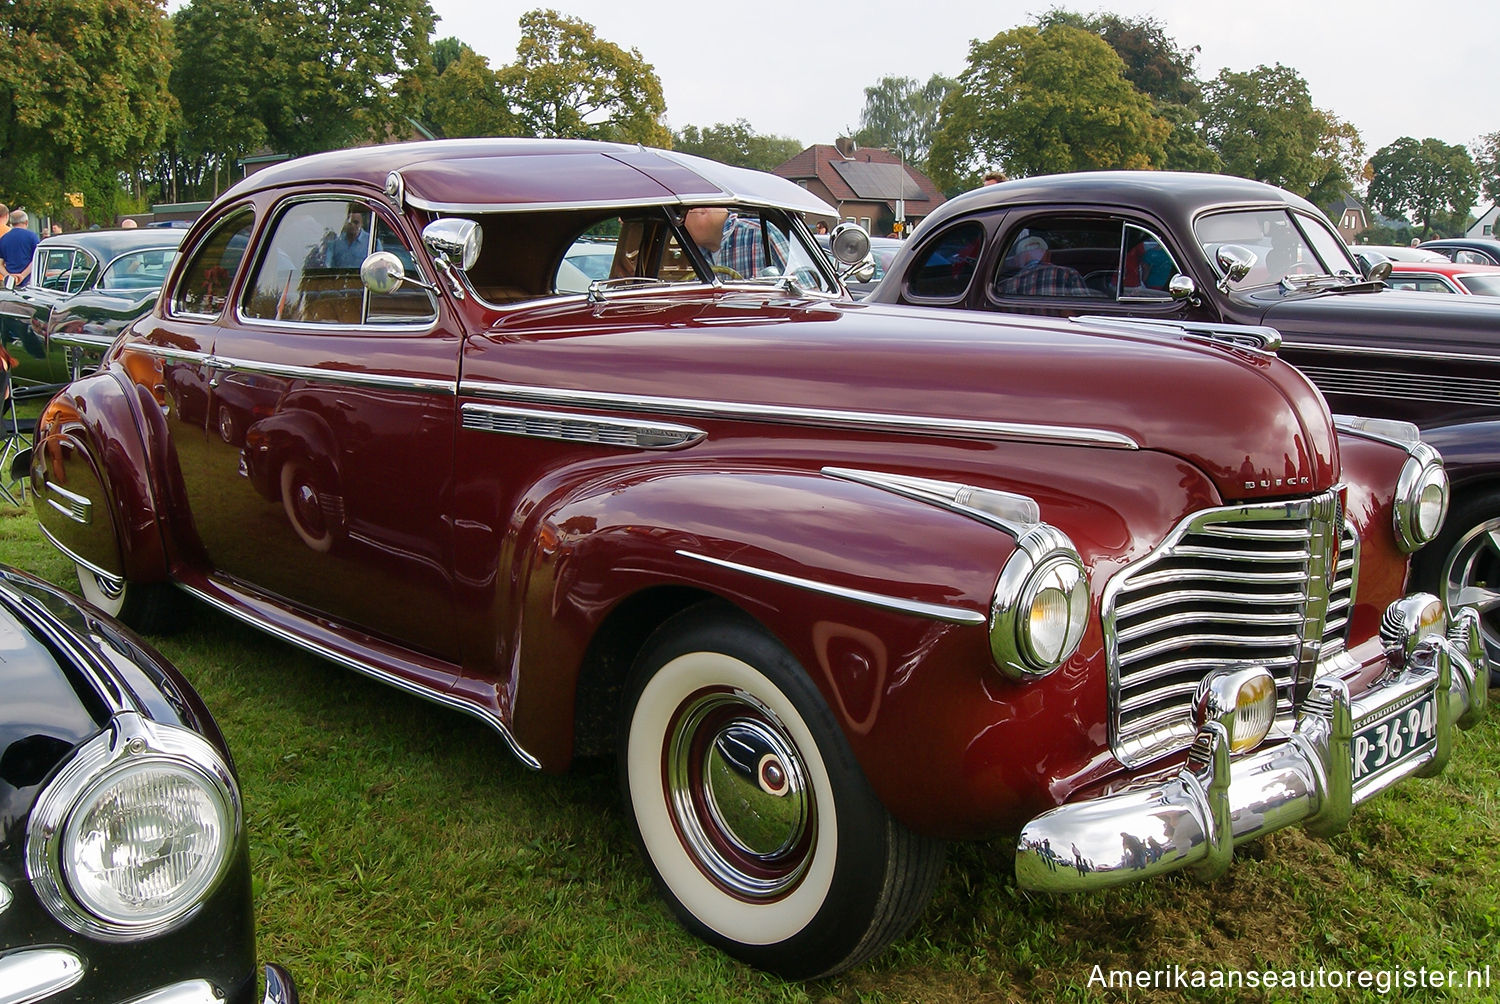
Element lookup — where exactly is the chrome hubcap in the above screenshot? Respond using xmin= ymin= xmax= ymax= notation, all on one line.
xmin=666 ymin=689 xmax=814 ymax=900
xmin=1442 ymin=518 xmax=1500 ymax=666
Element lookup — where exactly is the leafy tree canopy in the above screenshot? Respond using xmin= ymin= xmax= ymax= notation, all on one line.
xmin=1201 ymin=64 xmax=1329 ymax=194
xmin=1305 ymin=110 xmax=1366 ymax=208
xmin=1474 ymin=130 xmax=1500 ymax=206
xmin=1035 ymin=7 xmax=1201 ymax=106
xmin=851 ymin=74 xmax=955 ymax=171
xmin=928 ymin=24 xmax=1169 ymax=190
xmin=0 ymin=0 xmax=176 ymax=221
xmin=423 ymin=39 xmax=516 ymax=139
xmin=672 ymin=120 xmax=802 ymax=172
xmin=1368 ymin=136 xmax=1478 ymax=239
xmin=497 ymin=9 xmax=669 ymax=146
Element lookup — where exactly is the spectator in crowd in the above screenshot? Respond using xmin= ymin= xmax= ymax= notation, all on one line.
xmin=682 ymin=207 xmax=789 ymax=278
xmin=0 ymin=204 xmax=9 ymax=240
xmin=814 ymin=221 xmax=829 ymax=235
xmin=994 ymin=234 xmax=1089 ymax=297
xmin=982 ymin=171 xmax=1007 ymax=186
xmin=0 ymin=209 xmax=41 ymax=286
xmin=121 ymin=218 xmax=138 ymax=229
xmin=49 ymin=223 xmax=62 ymax=236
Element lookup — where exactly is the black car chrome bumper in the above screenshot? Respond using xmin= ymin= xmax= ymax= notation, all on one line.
xmin=1015 ymin=604 xmax=1488 ymax=893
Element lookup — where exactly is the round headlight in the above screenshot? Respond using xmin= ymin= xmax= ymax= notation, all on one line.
xmin=27 ymin=716 xmax=240 ymax=940
xmin=64 ymin=758 xmax=234 ymax=928
xmin=991 ymin=528 xmax=1090 ymax=679
xmin=1394 ymin=446 xmax=1448 ymax=553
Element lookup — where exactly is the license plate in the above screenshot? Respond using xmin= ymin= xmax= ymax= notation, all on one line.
xmin=1353 ymin=692 xmax=1438 ymax=782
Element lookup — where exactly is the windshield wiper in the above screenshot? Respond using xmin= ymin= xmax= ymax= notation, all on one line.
xmin=586 ymin=276 xmax=672 ymax=303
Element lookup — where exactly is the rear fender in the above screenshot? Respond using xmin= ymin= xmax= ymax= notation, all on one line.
xmin=31 ymin=369 xmax=168 ymax=584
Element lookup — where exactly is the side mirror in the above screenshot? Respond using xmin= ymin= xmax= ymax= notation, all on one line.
xmin=1215 ymin=244 xmax=1257 ymax=283
xmin=360 ymin=251 xmax=408 ymax=294
xmin=1368 ymin=260 xmax=1392 ymax=283
xmin=1168 ymin=274 xmax=1197 ymax=302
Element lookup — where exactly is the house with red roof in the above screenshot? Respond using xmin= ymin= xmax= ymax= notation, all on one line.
xmin=772 ymin=143 xmax=946 ymax=236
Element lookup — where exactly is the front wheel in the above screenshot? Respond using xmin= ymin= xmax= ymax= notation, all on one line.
xmin=1414 ymin=492 xmax=1500 ymax=685
xmin=619 ymin=604 xmax=944 ymax=979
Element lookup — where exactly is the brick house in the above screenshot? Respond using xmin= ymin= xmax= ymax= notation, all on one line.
xmin=772 ymin=144 xmax=945 ymax=236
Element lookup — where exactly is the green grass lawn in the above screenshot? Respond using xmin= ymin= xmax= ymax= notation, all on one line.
xmin=2 ymin=499 xmax=1496 ymax=1002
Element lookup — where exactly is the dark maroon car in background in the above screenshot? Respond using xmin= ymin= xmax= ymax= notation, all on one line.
xmin=25 ymin=141 xmax=1487 ymax=978
xmin=868 ymin=171 xmax=1500 ymax=674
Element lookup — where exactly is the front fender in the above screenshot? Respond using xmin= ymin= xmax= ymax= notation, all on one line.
xmin=31 ymin=369 xmax=168 ymax=584
xmin=505 ymin=465 xmax=1021 ymax=774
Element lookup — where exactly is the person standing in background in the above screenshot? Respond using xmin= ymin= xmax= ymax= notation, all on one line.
xmin=0 ymin=210 xmax=41 ymax=286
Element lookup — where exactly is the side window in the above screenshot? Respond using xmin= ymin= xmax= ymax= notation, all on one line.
xmin=1120 ymin=225 xmax=1180 ymax=299
xmin=905 ymin=222 xmax=985 ymax=299
xmin=367 ymin=217 xmax=436 ymax=324
xmin=38 ymin=248 xmax=78 ymax=291
xmin=992 ymin=219 xmax=1117 ymax=299
xmin=173 ymin=209 xmax=255 ymax=317
xmin=243 ymin=200 xmax=373 ymax=325
xmin=100 ymin=249 xmax=178 ymax=291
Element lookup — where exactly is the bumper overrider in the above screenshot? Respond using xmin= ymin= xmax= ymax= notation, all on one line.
xmin=1015 ymin=598 xmax=1488 ymax=893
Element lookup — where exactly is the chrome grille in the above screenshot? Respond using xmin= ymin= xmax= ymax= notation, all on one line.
xmin=1105 ymin=491 xmax=1352 ymax=765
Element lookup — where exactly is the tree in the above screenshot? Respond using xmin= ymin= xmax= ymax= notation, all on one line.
xmin=927 ymin=24 xmax=1169 ymax=190
xmin=1035 ymin=8 xmax=1200 ymax=106
xmin=672 ymin=120 xmax=803 ymax=172
xmin=422 ymin=39 xmax=516 ymax=139
xmin=497 ymin=9 xmax=669 ymax=146
xmin=852 ymin=74 xmax=955 ymax=171
xmin=1305 ymin=111 xmax=1366 ymax=208
xmin=0 ymin=0 xmax=176 ymax=222
xmin=1201 ymin=64 xmax=1326 ymax=194
xmin=1368 ymin=137 xmax=1479 ymax=239
xmin=1475 ymin=130 xmax=1500 ymax=205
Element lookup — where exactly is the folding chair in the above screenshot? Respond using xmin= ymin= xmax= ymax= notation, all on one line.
xmin=0 ymin=349 xmax=32 ymax=505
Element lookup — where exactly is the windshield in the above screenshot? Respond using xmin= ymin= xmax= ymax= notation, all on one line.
xmin=1194 ymin=208 xmax=1360 ymax=287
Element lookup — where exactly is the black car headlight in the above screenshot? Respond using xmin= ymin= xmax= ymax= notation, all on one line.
xmin=1393 ymin=443 xmax=1448 ymax=553
xmin=26 ymin=714 xmax=241 ymax=940
xmin=991 ymin=525 xmax=1091 ymax=679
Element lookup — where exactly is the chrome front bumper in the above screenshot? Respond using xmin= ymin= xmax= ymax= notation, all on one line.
xmin=1015 ymin=605 xmax=1488 ymax=893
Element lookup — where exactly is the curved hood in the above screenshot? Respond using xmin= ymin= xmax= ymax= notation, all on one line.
xmin=1251 ymin=284 xmax=1500 ymax=354
xmin=475 ymin=293 xmax=1338 ymax=503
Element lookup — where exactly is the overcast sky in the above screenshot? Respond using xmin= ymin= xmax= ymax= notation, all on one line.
xmin=426 ymin=0 xmax=1495 ymax=158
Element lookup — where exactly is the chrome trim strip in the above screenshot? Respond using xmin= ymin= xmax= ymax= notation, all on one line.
xmin=460 ymin=402 xmax=705 ymax=450
xmin=678 ymin=550 xmax=987 ymax=626
xmin=36 ymin=523 xmax=121 ymax=588
xmin=42 ymin=480 xmax=92 ymax=525
xmin=822 ymin=466 xmax=1039 ymax=538
xmin=462 ymin=383 xmax=1140 ymax=450
xmin=0 ymin=949 xmax=86 ymax=1004
xmin=1332 ymin=414 xmax=1423 ymax=449
xmin=1284 ymin=339 xmax=1500 ymax=366
xmin=199 ymin=354 xmax=454 ymax=397
xmin=0 ymin=880 xmax=10 ymax=915
xmin=176 ymin=582 xmax=541 ymax=769
xmin=128 ymin=343 xmax=213 ymax=364
xmin=408 ymin=194 xmax=693 ymax=214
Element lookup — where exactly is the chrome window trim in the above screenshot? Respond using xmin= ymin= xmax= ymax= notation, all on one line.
xmin=236 ymin=194 xmax=438 ymax=329
xmin=679 ymin=550 xmax=987 ymax=627
xmin=166 ymin=203 xmax=257 ymax=320
xmin=460 ymin=402 xmax=705 ymax=450
xmin=176 ymin=581 xmax=541 ymax=769
xmin=461 ymin=382 xmax=1140 ymax=450
xmin=97 ymin=246 xmax=179 ymax=291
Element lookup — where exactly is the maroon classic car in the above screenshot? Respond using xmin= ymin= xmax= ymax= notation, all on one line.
xmin=27 ymin=140 xmax=1487 ymax=978
xmin=866 ymin=172 xmax=1500 ymax=676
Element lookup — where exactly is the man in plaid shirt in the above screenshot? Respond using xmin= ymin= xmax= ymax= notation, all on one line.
xmin=683 ymin=207 xmax=790 ymax=279
xmin=994 ymin=234 xmax=1090 ymax=297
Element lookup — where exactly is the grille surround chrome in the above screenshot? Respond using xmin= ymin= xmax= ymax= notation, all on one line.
xmin=1103 ymin=490 xmax=1357 ymax=766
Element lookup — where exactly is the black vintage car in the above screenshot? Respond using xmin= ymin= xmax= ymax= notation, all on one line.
xmin=1419 ymin=236 xmax=1500 ymax=266
xmin=867 ymin=171 xmax=1500 ymax=675
xmin=0 ymin=564 xmax=294 ymax=1003
xmin=0 ymin=229 xmax=186 ymax=397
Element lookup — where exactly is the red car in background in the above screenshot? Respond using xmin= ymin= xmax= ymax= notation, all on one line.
xmin=1385 ymin=259 xmax=1500 ymax=296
